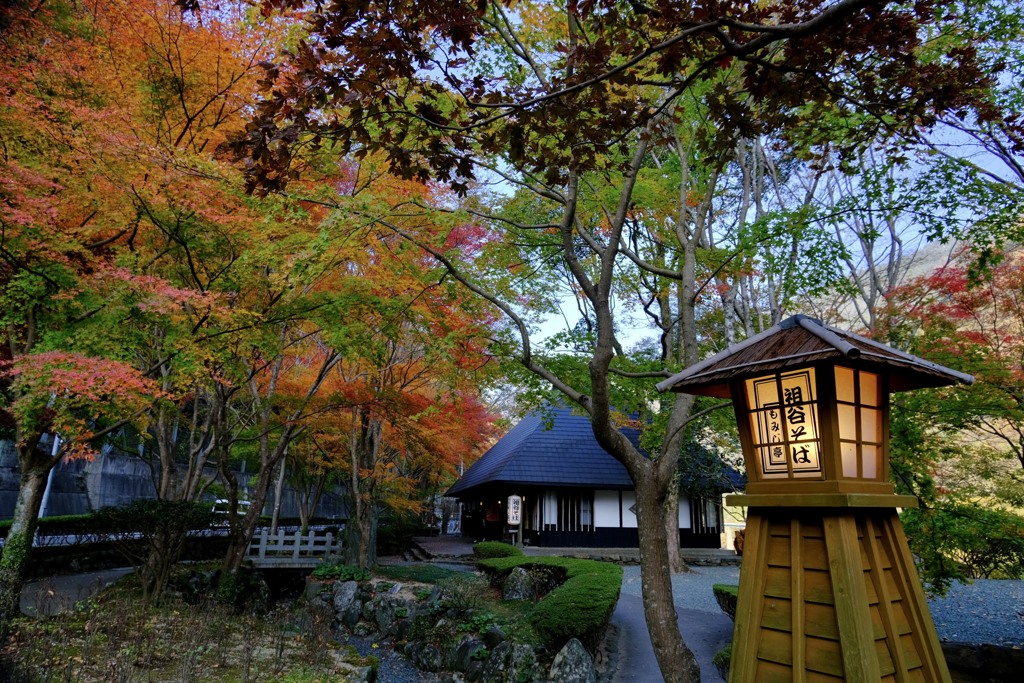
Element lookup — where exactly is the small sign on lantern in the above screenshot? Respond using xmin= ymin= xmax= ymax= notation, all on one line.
xmin=507 ymin=495 xmax=522 ymax=526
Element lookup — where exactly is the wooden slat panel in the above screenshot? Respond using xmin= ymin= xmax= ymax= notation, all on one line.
xmin=888 ymin=598 xmax=913 ymax=636
xmin=805 ymin=636 xmax=845 ymax=677
xmin=765 ymin=566 xmax=794 ymax=599
xmin=757 ymin=628 xmax=794 ymax=666
xmin=881 ymin=513 xmax=953 ymax=682
xmin=805 ymin=602 xmax=840 ymax=640
xmin=791 ymin=518 xmax=807 ymax=676
xmin=754 ymin=660 xmax=796 ymax=683
xmin=907 ymin=666 xmax=929 ymax=682
xmin=761 ymin=597 xmax=792 ymax=633
xmin=869 ymin=604 xmax=892 ymax=640
xmin=801 ymin=537 xmax=829 ymax=570
xmin=899 ymin=634 xmax=924 ymax=670
xmin=862 ymin=568 xmax=879 ymax=604
xmin=803 ymin=568 xmax=835 ymax=605
xmin=874 ymin=637 xmax=897 ymax=676
xmin=798 ymin=516 xmax=826 ymax=538
xmin=766 ymin=536 xmax=793 ymax=568
xmin=806 ymin=671 xmax=845 ymax=683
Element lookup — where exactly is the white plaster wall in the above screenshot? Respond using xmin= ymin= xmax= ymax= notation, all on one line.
xmin=594 ymin=490 xmax=620 ymax=527
xmin=678 ymin=493 xmax=692 ymax=529
xmin=620 ymin=491 xmax=638 ymax=528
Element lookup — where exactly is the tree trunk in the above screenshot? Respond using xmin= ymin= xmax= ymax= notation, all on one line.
xmin=220 ymin=457 xmax=278 ymax=575
xmin=0 ymin=455 xmax=50 ymax=628
xmin=344 ymin=499 xmax=377 ymax=568
xmin=664 ymin=486 xmax=685 ymax=574
xmin=270 ymin=453 xmax=287 ymax=535
xmin=634 ymin=476 xmax=702 ymax=683
xmin=343 ymin=407 xmax=381 ymax=568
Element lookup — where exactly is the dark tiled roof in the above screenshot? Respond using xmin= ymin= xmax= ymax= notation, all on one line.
xmin=446 ymin=405 xmax=637 ymax=496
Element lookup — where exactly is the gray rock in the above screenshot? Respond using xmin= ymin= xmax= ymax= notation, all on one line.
xmin=372 ymin=596 xmax=397 ymax=634
xmin=393 ymin=617 xmax=412 ymax=640
xmin=502 ymin=566 xmax=534 ymax=601
xmin=417 ymin=643 xmax=443 ymax=672
xmin=454 ymin=636 xmax=487 ymax=672
xmin=341 ymin=598 xmax=363 ymax=628
xmin=332 ymin=580 xmax=360 ymax=612
xmin=482 ymin=624 xmax=506 ymax=648
xmin=304 ymin=578 xmax=328 ymax=603
xmin=548 ymin=638 xmax=597 ymax=683
xmin=506 ymin=643 xmax=542 ymax=683
xmin=481 ymin=641 xmax=541 ymax=683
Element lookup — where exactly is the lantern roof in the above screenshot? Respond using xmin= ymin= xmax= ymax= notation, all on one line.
xmin=656 ymin=314 xmax=974 ymax=398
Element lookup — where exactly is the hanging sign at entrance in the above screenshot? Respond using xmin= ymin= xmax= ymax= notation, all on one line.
xmin=507 ymin=495 xmax=522 ymax=525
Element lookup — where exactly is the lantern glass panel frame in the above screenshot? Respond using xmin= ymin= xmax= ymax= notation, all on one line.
xmin=744 ymin=367 xmax=824 ymax=480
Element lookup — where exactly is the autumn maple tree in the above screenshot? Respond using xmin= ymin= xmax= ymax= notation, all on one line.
xmin=0 ymin=0 xmax=500 ymax=616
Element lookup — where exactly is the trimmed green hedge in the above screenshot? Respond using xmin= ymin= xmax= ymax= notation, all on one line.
xmin=477 ymin=555 xmax=622 ymax=650
xmin=472 ymin=541 xmax=524 ymax=559
xmin=713 ymin=584 xmax=738 ymax=621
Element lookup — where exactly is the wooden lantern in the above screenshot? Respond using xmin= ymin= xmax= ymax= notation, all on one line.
xmin=657 ymin=315 xmax=973 ymax=682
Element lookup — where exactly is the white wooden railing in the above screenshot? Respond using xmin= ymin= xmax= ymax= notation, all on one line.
xmin=248 ymin=528 xmax=342 ymax=567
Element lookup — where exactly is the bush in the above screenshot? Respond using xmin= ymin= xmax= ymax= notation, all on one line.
xmin=309 ymin=562 xmax=371 ymax=582
xmin=477 ymin=555 xmax=621 ymax=651
xmin=902 ymin=501 xmax=1024 ymax=593
xmin=713 ymin=643 xmax=733 ymax=680
xmin=472 ymin=541 xmax=523 ymax=559
xmin=713 ymin=584 xmax=738 ymax=620
xmin=437 ymin=573 xmax=490 ymax=612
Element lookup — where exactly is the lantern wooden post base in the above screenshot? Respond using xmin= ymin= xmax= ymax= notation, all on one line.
xmin=727 ymin=500 xmax=950 ymax=683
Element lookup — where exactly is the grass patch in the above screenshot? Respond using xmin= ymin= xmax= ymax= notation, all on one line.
xmin=375 ymin=563 xmax=463 ymax=584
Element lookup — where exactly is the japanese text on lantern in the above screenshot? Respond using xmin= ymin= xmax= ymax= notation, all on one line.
xmin=747 ymin=369 xmax=822 ymax=478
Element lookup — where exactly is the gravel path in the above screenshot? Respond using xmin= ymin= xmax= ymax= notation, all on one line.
xmin=619 ymin=565 xmax=1024 ymax=648
xmin=927 ymin=578 xmax=1024 ymax=647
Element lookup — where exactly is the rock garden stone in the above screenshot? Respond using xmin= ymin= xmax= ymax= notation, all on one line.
xmin=481 ymin=641 xmax=542 ymax=683
xmin=417 ymin=643 xmax=443 ymax=672
xmin=482 ymin=624 xmax=506 ymax=648
xmin=331 ymin=580 xmax=360 ymax=612
xmin=453 ymin=636 xmax=487 ymax=671
xmin=502 ymin=566 xmax=534 ymax=601
xmin=548 ymin=638 xmax=597 ymax=683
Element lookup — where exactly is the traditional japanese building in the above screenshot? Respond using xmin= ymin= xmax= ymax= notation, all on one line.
xmin=446 ymin=404 xmax=740 ymax=548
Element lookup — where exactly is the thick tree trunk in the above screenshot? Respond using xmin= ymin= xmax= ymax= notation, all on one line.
xmin=344 ymin=500 xmax=377 ymax=568
xmin=343 ymin=407 xmax=381 ymax=568
xmin=0 ymin=455 xmax=50 ymax=628
xmin=220 ymin=459 xmax=277 ymax=575
xmin=635 ymin=477 xmax=702 ymax=683
xmin=664 ymin=488 xmax=685 ymax=574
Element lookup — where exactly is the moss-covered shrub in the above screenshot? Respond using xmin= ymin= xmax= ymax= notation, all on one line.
xmin=477 ymin=555 xmax=621 ymax=651
xmin=472 ymin=541 xmax=524 ymax=559
xmin=713 ymin=584 xmax=739 ymax=621
xmin=713 ymin=643 xmax=733 ymax=680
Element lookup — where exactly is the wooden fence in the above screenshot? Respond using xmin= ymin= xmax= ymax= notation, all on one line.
xmin=248 ymin=528 xmax=342 ymax=568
